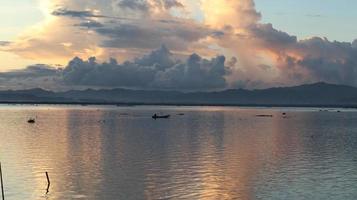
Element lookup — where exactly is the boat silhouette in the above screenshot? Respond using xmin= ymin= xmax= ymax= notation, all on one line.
xmin=152 ymin=114 xmax=170 ymax=119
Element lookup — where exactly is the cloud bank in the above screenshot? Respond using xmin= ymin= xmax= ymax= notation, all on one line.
xmin=0 ymin=46 xmax=230 ymax=90
xmin=1 ymin=0 xmax=357 ymax=90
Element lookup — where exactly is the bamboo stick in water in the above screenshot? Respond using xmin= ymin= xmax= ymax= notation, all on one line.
xmin=0 ymin=162 xmax=5 ymax=200
xmin=45 ymin=172 xmax=50 ymax=194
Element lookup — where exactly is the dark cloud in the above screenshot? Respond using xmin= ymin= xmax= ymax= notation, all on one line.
xmin=96 ymin=22 xmax=212 ymax=50
xmin=153 ymin=53 xmax=228 ymax=90
xmin=246 ymin=23 xmax=357 ymax=86
xmin=118 ymin=0 xmax=183 ymax=11
xmin=75 ymin=20 xmax=104 ymax=28
xmin=0 ymin=64 xmax=59 ymax=79
xmin=134 ymin=45 xmax=175 ymax=69
xmin=0 ymin=41 xmax=11 ymax=46
xmin=50 ymin=4 xmax=204 ymax=52
xmin=295 ymin=38 xmax=357 ymax=85
xmin=52 ymin=8 xmax=106 ymax=18
xmin=212 ymin=31 xmax=225 ymax=38
xmin=62 ymin=56 xmax=158 ymax=87
xmin=249 ymin=23 xmax=297 ymax=49
xmin=0 ymin=47 xmax=230 ymax=91
xmin=118 ymin=0 xmax=150 ymax=11
xmin=51 ymin=8 xmax=129 ymax=21
xmin=62 ymin=46 xmax=230 ymax=90
xmin=0 ymin=64 xmax=61 ymax=90
xmin=162 ymin=0 xmax=184 ymax=9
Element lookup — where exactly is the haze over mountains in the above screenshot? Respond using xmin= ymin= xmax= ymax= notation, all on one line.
xmin=0 ymin=82 xmax=356 ymax=107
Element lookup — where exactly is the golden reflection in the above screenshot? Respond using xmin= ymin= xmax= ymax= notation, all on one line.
xmin=0 ymin=106 xmax=314 ymax=200
xmin=141 ymin=109 xmax=306 ymax=199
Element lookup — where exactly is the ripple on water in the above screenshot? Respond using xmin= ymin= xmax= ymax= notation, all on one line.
xmin=0 ymin=106 xmax=357 ymax=199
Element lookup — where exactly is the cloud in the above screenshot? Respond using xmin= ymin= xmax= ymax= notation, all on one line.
xmin=95 ymin=21 xmax=213 ymax=51
xmin=118 ymin=0 xmax=184 ymax=12
xmin=0 ymin=64 xmax=59 ymax=78
xmin=1 ymin=0 xmax=357 ymax=90
xmin=75 ymin=20 xmax=104 ymax=28
xmin=118 ymin=0 xmax=150 ymax=11
xmin=51 ymin=8 xmax=107 ymax=18
xmin=3 ymin=0 xmax=216 ymax=65
xmin=163 ymin=0 xmax=184 ymax=9
xmin=238 ymin=23 xmax=357 ymax=87
xmin=153 ymin=53 xmax=228 ymax=89
xmin=0 ymin=41 xmax=11 ymax=46
xmin=62 ymin=46 xmax=230 ymax=90
xmin=51 ymin=7 xmax=132 ymax=21
xmin=197 ymin=0 xmax=357 ymax=88
xmin=288 ymin=37 xmax=357 ymax=86
xmin=0 ymin=64 xmax=61 ymax=90
xmin=0 ymin=46 xmax=230 ymax=91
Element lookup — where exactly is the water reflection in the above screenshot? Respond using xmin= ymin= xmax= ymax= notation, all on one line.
xmin=0 ymin=106 xmax=356 ymax=199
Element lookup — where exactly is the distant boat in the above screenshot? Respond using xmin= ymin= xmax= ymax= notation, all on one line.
xmin=152 ymin=114 xmax=170 ymax=119
xmin=256 ymin=114 xmax=273 ymax=118
xmin=27 ymin=118 xmax=36 ymax=123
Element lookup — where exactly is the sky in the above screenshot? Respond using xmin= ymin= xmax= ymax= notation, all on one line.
xmin=0 ymin=0 xmax=356 ymax=91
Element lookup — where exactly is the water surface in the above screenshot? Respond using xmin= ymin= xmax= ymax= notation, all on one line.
xmin=0 ymin=105 xmax=356 ymax=199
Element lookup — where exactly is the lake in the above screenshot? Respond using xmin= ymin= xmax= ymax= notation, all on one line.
xmin=0 ymin=105 xmax=356 ymax=199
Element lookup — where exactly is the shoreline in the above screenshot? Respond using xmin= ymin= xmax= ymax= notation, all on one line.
xmin=0 ymin=101 xmax=356 ymax=109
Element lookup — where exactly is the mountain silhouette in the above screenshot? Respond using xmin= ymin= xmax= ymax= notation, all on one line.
xmin=0 ymin=82 xmax=357 ymax=107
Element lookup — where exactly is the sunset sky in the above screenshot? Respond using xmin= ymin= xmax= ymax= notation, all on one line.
xmin=0 ymin=0 xmax=356 ymax=90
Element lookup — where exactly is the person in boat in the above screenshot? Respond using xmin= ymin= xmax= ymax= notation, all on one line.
xmin=152 ymin=114 xmax=170 ymax=119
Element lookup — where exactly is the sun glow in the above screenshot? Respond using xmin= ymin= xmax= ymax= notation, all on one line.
xmin=37 ymin=0 xmax=53 ymax=17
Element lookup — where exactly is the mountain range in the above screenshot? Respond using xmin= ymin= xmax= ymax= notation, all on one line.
xmin=0 ymin=82 xmax=357 ymax=107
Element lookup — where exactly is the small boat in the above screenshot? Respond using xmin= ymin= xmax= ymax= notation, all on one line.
xmin=152 ymin=114 xmax=170 ymax=119
xmin=256 ymin=114 xmax=273 ymax=118
xmin=27 ymin=118 xmax=36 ymax=123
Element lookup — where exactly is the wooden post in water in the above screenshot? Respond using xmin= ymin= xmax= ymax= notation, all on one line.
xmin=0 ymin=162 xmax=5 ymax=200
xmin=45 ymin=172 xmax=50 ymax=194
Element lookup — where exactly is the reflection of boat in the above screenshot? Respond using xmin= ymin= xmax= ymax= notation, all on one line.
xmin=152 ymin=114 xmax=170 ymax=119
xmin=27 ymin=118 xmax=36 ymax=123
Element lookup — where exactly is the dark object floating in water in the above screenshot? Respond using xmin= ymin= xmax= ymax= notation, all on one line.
xmin=152 ymin=114 xmax=170 ymax=119
xmin=27 ymin=118 xmax=36 ymax=123
xmin=177 ymin=113 xmax=185 ymax=116
xmin=256 ymin=115 xmax=273 ymax=118
xmin=282 ymin=112 xmax=287 ymax=115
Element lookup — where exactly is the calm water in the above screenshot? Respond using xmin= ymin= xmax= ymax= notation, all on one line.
xmin=0 ymin=105 xmax=357 ymax=200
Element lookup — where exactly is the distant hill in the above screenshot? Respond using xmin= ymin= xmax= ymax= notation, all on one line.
xmin=1 ymin=82 xmax=357 ymax=107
